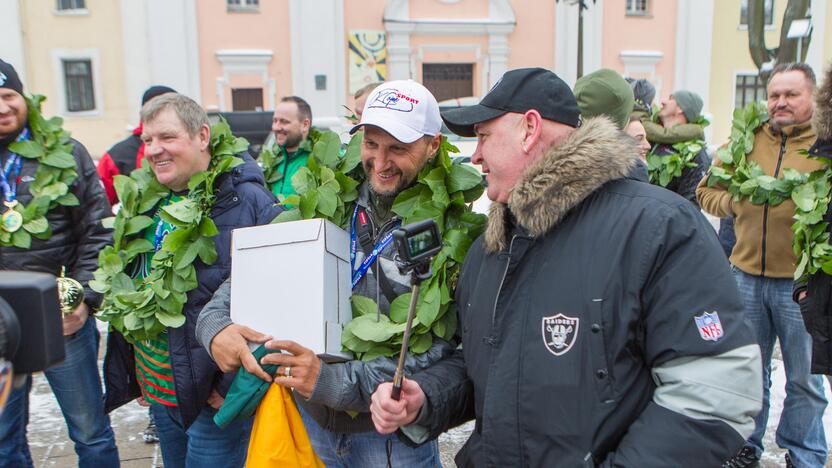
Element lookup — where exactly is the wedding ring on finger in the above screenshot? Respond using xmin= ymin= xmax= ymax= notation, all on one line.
xmin=283 ymin=366 xmax=292 ymax=378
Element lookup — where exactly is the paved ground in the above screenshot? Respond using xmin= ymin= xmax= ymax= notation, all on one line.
xmin=22 ymin=328 xmax=832 ymax=467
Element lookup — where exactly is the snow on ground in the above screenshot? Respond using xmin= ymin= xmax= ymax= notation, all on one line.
xmin=24 ymin=324 xmax=832 ymax=467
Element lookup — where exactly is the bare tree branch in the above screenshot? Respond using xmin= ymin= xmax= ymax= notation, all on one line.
xmin=747 ymin=0 xmax=812 ymax=79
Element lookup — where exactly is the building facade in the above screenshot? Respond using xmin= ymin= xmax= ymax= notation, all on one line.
xmin=1 ymin=0 xmax=829 ymax=156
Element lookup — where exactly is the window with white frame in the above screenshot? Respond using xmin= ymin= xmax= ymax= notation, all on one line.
xmin=735 ymin=73 xmax=767 ymax=109
xmin=626 ymin=0 xmax=649 ymax=16
xmin=62 ymin=59 xmax=95 ymax=112
xmin=56 ymin=0 xmax=85 ymax=11
xmin=227 ymin=0 xmax=259 ymax=11
xmin=740 ymin=0 xmax=774 ymax=27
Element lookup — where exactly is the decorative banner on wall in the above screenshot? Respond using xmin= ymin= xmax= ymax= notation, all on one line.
xmin=349 ymin=30 xmax=387 ymax=94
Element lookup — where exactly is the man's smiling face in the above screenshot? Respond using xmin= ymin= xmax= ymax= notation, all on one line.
xmin=141 ymin=107 xmax=210 ymax=191
xmin=360 ymin=126 xmax=439 ymax=197
xmin=0 ymin=88 xmax=27 ymax=139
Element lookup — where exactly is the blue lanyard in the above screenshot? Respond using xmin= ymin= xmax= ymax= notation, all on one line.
xmin=0 ymin=128 xmax=28 ymax=204
xmin=152 ymin=196 xmax=174 ymax=251
xmin=350 ymin=204 xmax=398 ymax=290
xmin=153 ymin=219 xmax=166 ymax=251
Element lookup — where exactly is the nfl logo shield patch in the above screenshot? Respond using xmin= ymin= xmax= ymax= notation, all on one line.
xmin=694 ymin=311 xmax=724 ymax=342
xmin=542 ymin=313 xmax=579 ymax=356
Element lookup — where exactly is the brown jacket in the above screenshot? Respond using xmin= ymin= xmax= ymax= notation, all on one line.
xmin=697 ymin=121 xmax=820 ymax=278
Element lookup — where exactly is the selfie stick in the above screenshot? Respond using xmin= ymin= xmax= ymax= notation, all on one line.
xmin=391 ymin=262 xmax=432 ymax=401
xmin=389 ymin=219 xmax=441 ymax=401
xmin=391 ymin=281 xmax=420 ymax=400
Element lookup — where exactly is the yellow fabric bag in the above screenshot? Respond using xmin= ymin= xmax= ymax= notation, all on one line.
xmin=246 ymin=384 xmax=324 ymax=468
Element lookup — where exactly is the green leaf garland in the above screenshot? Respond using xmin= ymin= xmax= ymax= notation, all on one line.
xmin=704 ymin=101 xmax=806 ymax=206
xmin=272 ymin=133 xmax=486 ymax=360
xmin=0 ymin=95 xmax=79 ymax=248
xmin=647 ymin=139 xmax=705 ymax=187
xmin=258 ymin=128 xmax=342 ymax=189
xmin=703 ymin=101 xmax=832 ymax=281
xmin=791 ymin=156 xmax=832 ymax=280
xmin=90 ymin=118 xmax=247 ymax=343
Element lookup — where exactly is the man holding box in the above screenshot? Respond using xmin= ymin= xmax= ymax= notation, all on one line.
xmin=196 ymin=80 xmax=458 ymax=467
xmin=101 ymin=93 xmax=281 ymax=467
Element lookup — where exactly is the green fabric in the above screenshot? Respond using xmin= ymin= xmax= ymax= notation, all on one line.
xmin=643 ymin=120 xmax=706 ymax=145
xmin=132 ymin=195 xmax=183 ymax=406
xmin=135 ymin=332 xmax=177 ymax=406
xmin=270 ymin=145 xmax=311 ymax=200
xmin=574 ymin=68 xmax=634 ymax=130
xmin=671 ymin=90 xmax=704 ymax=123
xmin=631 ymin=108 xmax=651 ymax=123
xmin=214 ymin=344 xmax=281 ymax=429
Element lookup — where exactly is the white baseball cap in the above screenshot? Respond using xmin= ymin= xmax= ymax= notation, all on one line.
xmin=349 ymin=80 xmax=441 ymax=143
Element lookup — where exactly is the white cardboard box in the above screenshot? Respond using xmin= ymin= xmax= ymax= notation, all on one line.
xmin=230 ymin=219 xmax=353 ymax=362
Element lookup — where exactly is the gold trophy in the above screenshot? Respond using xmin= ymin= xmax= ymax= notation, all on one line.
xmin=57 ymin=267 xmax=84 ymax=317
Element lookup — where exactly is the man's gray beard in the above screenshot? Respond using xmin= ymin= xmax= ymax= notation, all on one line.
xmin=768 ymin=118 xmax=794 ymax=134
xmin=368 ymin=176 xmax=412 ymax=199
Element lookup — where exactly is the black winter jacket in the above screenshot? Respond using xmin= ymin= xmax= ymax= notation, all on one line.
xmin=103 ymin=153 xmax=281 ymax=429
xmin=403 ymin=118 xmax=762 ymax=467
xmin=0 ymin=133 xmax=112 ymax=308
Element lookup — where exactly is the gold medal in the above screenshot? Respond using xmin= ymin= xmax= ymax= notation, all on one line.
xmin=1 ymin=201 xmax=22 ymax=233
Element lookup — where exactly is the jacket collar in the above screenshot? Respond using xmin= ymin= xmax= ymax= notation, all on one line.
xmin=484 ymin=117 xmax=639 ymax=253
xmin=762 ymin=120 xmax=815 ymax=139
xmin=206 ymin=152 xmax=265 ymax=209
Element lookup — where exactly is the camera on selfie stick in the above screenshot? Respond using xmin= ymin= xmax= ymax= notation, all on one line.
xmin=390 ymin=219 xmax=442 ymax=401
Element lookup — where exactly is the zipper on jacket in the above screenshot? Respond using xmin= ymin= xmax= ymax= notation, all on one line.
xmin=760 ymin=134 xmax=787 ymax=276
xmin=491 ymin=235 xmax=518 ymax=327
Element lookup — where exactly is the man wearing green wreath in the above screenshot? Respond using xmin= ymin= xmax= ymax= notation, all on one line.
xmin=197 ymin=80 xmax=457 ymax=466
xmin=698 ymin=63 xmax=827 ymax=468
xmin=102 ymin=93 xmax=281 ymax=468
xmin=647 ymin=90 xmax=709 ymax=206
xmin=0 ymin=59 xmax=119 ymax=467
xmin=263 ymin=96 xmax=313 ymax=200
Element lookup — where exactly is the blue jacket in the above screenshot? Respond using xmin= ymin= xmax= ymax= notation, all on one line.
xmin=104 ymin=153 xmax=282 ymax=428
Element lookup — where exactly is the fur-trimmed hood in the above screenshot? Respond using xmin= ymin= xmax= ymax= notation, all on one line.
xmin=814 ymin=63 xmax=832 ymax=142
xmin=485 ymin=116 xmax=639 ymax=253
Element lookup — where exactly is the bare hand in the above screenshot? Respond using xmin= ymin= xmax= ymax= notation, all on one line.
xmin=262 ymin=340 xmax=321 ymax=399
xmin=370 ymin=378 xmax=425 ymax=434
xmin=136 ymin=396 xmax=150 ymax=407
xmin=210 ymin=324 xmax=272 ymax=382
xmin=207 ymin=390 xmax=225 ymax=410
xmin=799 ymin=290 xmax=808 ymax=301
xmin=63 ymin=302 xmax=89 ymax=336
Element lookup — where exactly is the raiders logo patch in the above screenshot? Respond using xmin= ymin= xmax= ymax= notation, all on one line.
xmin=694 ymin=311 xmax=724 ymax=342
xmin=542 ymin=313 xmax=579 ymax=356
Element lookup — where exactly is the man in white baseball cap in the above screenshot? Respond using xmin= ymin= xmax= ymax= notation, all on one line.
xmin=349 ymin=79 xmax=442 ymax=196
xmin=198 ymin=79 xmax=447 ymax=466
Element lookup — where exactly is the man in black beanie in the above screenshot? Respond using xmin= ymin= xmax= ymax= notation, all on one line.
xmin=0 ymin=58 xmax=119 ymax=466
xmin=97 ymin=85 xmax=176 ymax=205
